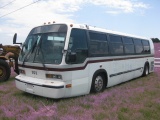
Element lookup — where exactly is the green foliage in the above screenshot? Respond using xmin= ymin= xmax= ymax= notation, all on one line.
xmin=0 ymin=117 xmax=16 ymax=120
xmin=80 ymin=103 xmax=92 ymax=109
xmin=118 ymin=112 xmax=129 ymax=120
xmin=120 ymin=107 xmax=129 ymax=113
xmin=151 ymin=38 xmax=160 ymax=43
xmin=93 ymin=112 xmax=107 ymax=120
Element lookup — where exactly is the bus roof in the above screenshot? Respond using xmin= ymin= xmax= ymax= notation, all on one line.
xmin=41 ymin=22 xmax=149 ymax=40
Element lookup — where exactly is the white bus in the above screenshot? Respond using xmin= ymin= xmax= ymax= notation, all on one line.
xmin=15 ymin=23 xmax=154 ymax=98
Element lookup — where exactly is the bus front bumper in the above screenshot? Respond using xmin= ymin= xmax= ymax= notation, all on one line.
xmin=15 ymin=77 xmax=65 ymax=99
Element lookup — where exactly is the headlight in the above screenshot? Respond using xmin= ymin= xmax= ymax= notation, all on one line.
xmin=0 ymin=48 xmax=3 ymax=55
xmin=19 ymin=69 xmax=26 ymax=74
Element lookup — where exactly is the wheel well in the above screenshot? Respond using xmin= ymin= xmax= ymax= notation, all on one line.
xmin=93 ymin=69 xmax=108 ymax=87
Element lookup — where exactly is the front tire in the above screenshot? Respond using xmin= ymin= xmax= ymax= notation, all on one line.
xmin=91 ymin=74 xmax=105 ymax=93
xmin=0 ymin=59 xmax=11 ymax=82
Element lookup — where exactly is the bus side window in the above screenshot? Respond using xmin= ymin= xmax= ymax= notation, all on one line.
xmin=133 ymin=39 xmax=143 ymax=54
xmin=89 ymin=32 xmax=108 ymax=57
xmin=109 ymin=35 xmax=124 ymax=55
xmin=142 ymin=40 xmax=150 ymax=54
xmin=66 ymin=29 xmax=88 ymax=64
xmin=123 ymin=37 xmax=135 ymax=54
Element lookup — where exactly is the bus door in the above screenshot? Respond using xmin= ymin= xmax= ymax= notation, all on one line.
xmin=66 ymin=28 xmax=89 ymax=96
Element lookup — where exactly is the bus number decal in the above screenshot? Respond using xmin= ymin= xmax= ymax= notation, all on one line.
xmin=32 ymin=71 xmax=37 ymax=75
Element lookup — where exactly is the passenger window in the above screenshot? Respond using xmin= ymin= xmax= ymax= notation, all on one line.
xmin=134 ymin=39 xmax=142 ymax=45
xmin=109 ymin=35 xmax=122 ymax=43
xmin=133 ymin=39 xmax=143 ymax=54
xmin=90 ymin=41 xmax=108 ymax=56
xmin=66 ymin=29 xmax=88 ymax=64
xmin=123 ymin=37 xmax=135 ymax=54
xmin=109 ymin=35 xmax=124 ymax=55
xmin=142 ymin=40 xmax=149 ymax=46
xmin=89 ymin=32 xmax=108 ymax=56
xmin=142 ymin=40 xmax=150 ymax=54
xmin=110 ymin=43 xmax=124 ymax=55
xmin=123 ymin=37 xmax=133 ymax=44
xmin=89 ymin=32 xmax=107 ymax=41
xmin=124 ymin=45 xmax=135 ymax=54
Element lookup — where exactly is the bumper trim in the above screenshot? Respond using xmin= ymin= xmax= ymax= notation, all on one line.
xmin=15 ymin=78 xmax=64 ymax=89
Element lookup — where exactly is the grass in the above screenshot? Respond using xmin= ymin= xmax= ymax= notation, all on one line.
xmin=0 ymin=72 xmax=160 ymax=120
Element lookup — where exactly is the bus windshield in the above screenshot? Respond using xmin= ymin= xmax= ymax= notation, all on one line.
xmin=19 ymin=24 xmax=67 ymax=64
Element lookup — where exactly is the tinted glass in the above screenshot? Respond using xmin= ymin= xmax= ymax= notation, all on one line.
xmin=142 ymin=40 xmax=149 ymax=46
xmin=110 ymin=43 xmax=124 ymax=55
xmin=89 ymin=32 xmax=107 ymax=41
xmin=66 ymin=29 xmax=88 ymax=64
xmin=124 ymin=45 xmax=135 ymax=54
xmin=143 ymin=46 xmax=150 ymax=53
xmin=109 ymin=35 xmax=122 ymax=43
xmin=19 ymin=32 xmax=66 ymax=64
xmin=123 ymin=37 xmax=133 ymax=44
xmin=142 ymin=40 xmax=150 ymax=54
xmin=30 ymin=24 xmax=67 ymax=34
xmin=135 ymin=45 xmax=143 ymax=53
xmin=90 ymin=41 xmax=108 ymax=56
xmin=133 ymin=39 xmax=142 ymax=45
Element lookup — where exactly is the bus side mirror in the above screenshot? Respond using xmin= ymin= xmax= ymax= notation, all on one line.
xmin=13 ymin=33 xmax=22 ymax=45
xmin=67 ymin=52 xmax=76 ymax=63
xmin=13 ymin=33 xmax=17 ymax=44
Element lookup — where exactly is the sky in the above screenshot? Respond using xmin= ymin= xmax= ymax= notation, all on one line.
xmin=0 ymin=0 xmax=160 ymax=45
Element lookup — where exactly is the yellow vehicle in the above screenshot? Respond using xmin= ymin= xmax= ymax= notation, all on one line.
xmin=0 ymin=34 xmax=21 ymax=81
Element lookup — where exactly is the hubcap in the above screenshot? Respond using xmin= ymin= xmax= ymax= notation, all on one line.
xmin=95 ymin=76 xmax=103 ymax=92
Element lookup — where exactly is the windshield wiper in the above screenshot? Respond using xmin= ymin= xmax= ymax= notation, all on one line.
xmin=22 ymin=40 xmax=37 ymax=66
xmin=34 ymin=38 xmax=47 ymax=70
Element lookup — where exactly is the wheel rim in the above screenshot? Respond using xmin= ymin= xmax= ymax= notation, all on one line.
xmin=95 ymin=76 xmax=103 ymax=92
xmin=0 ymin=66 xmax=6 ymax=79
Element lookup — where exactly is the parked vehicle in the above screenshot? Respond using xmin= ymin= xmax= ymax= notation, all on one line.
xmin=15 ymin=23 xmax=154 ymax=98
xmin=0 ymin=34 xmax=21 ymax=81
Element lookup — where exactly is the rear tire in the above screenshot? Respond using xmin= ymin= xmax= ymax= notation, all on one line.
xmin=0 ymin=59 xmax=11 ymax=82
xmin=142 ymin=63 xmax=149 ymax=76
xmin=90 ymin=73 xmax=105 ymax=93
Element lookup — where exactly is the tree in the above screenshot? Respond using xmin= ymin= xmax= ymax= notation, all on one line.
xmin=151 ymin=38 xmax=160 ymax=43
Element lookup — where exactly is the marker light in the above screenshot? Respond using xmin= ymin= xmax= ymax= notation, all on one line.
xmin=48 ymin=22 xmax=51 ymax=24
xmin=86 ymin=25 xmax=89 ymax=29
xmin=66 ymin=84 xmax=72 ymax=88
xmin=19 ymin=69 xmax=25 ymax=74
xmin=53 ymin=21 xmax=55 ymax=23
xmin=46 ymin=74 xmax=53 ymax=78
xmin=44 ymin=23 xmax=46 ymax=25
xmin=70 ymin=24 xmax=73 ymax=27
xmin=46 ymin=74 xmax=62 ymax=79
